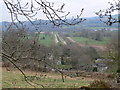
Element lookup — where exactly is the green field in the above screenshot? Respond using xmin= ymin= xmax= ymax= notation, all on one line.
xmin=26 ymin=33 xmax=111 ymax=46
xmin=38 ymin=34 xmax=54 ymax=46
xmin=72 ymin=37 xmax=110 ymax=46
xmin=2 ymin=68 xmax=92 ymax=88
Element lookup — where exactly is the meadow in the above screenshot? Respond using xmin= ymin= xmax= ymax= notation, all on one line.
xmin=38 ymin=33 xmax=54 ymax=46
xmin=71 ymin=37 xmax=110 ymax=46
xmin=2 ymin=68 xmax=93 ymax=88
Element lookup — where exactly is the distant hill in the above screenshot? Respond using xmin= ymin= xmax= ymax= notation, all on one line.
xmin=0 ymin=14 xmax=118 ymax=32
xmin=81 ymin=14 xmax=118 ymax=28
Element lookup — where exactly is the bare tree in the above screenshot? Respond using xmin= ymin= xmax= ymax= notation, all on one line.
xmin=1 ymin=0 xmax=87 ymax=87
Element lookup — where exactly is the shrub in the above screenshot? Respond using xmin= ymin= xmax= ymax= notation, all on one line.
xmin=89 ymin=80 xmax=111 ymax=88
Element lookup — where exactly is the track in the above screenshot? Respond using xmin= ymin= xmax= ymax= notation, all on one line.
xmin=54 ymin=33 xmax=59 ymax=44
xmin=54 ymin=32 xmax=67 ymax=45
xmin=67 ymin=37 xmax=106 ymax=51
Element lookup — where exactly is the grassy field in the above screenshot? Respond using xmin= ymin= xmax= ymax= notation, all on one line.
xmin=38 ymin=34 xmax=54 ymax=46
xmin=2 ymin=68 xmax=93 ymax=88
xmin=71 ymin=37 xmax=110 ymax=46
xmin=27 ymin=33 xmax=110 ymax=46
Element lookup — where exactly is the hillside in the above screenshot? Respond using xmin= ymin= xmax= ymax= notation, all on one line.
xmin=1 ymin=15 xmax=118 ymax=32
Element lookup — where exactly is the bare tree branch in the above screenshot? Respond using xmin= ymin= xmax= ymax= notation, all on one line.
xmin=3 ymin=0 xmax=85 ymax=27
xmin=96 ymin=0 xmax=120 ymax=26
xmin=1 ymin=52 xmax=45 ymax=88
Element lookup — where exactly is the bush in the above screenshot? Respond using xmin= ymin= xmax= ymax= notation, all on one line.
xmin=93 ymin=67 xmax=98 ymax=72
xmin=89 ymin=80 xmax=111 ymax=88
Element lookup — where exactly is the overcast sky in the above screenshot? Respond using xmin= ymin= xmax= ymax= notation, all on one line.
xmin=0 ymin=0 xmax=117 ymax=22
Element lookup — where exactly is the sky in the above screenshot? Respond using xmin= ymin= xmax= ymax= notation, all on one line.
xmin=0 ymin=0 xmax=117 ymax=22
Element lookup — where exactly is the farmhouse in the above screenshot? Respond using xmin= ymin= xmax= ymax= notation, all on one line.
xmin=93 ymin=58 xmax=113 ymax=72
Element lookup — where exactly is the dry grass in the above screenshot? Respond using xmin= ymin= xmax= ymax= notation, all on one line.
xmin=2 ymin=67 xmax=93 ymax=88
